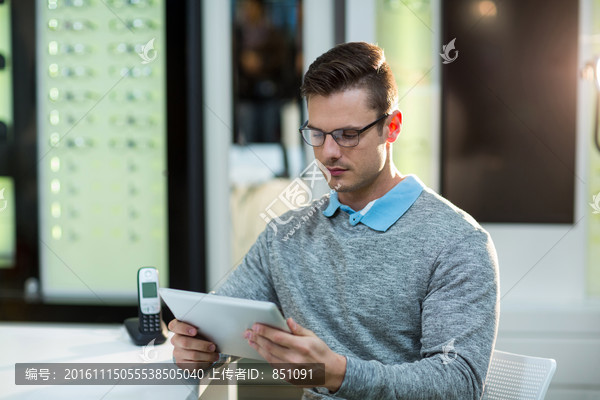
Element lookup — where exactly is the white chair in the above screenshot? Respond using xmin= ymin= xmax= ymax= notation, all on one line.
xmin=482 ymin=350 xmax=557 ymax=400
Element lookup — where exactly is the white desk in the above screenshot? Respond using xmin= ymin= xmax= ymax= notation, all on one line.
xmin=0 ymin=322 xmax=234 ymax=400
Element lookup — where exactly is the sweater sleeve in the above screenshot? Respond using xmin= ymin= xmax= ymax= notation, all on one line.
xmin=332 ymin=229 xmax=500 ymax=400
xmin=214 ymin=227 xmax=280 ymax=306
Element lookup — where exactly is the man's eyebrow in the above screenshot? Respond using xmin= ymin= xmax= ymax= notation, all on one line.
xmin=306 ymin=122 xmax=362 ymax=131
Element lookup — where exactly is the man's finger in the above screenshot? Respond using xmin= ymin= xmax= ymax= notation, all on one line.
xmin=247 ymin=331 xmax=290 ymax=363
xmin=251 ymin=323 xmax=299 ymax=349
xmin=171 ymin=333 xmax=217 ymax=353
xmin=250 ymin=329 xmax=291 ymax=357
xmin=287 ymin=318 xmax=316 ymax=337
xmin=168 ymin=319 xmax=197 ymax=336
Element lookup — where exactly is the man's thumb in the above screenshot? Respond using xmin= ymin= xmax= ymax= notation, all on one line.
xmin=287 ymin=317 xmax=305 ymax=335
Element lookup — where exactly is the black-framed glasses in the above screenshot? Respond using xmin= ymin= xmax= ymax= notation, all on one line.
xmin=299 ymin=114 xmax=389 ymax=147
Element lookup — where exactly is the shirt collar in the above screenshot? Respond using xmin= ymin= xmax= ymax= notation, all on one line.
xmin=322 ymin=175 xmax=424 ymax=231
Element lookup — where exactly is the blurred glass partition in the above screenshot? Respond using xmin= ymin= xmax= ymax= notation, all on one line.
xmin=376 ymin=0 xmax=440 ymax=189
xmin=36 ymin=0 xmax=168 ymax=302
xmin=232 ymin=0 xmax=303 ymax=146
xmin=586 ymin=0 xmax=600 ymax=296
xmin=0 ymin=0 xmax=12 ymax=145
xmin=229 ymin=0 xmax=304 ymax=264
xmin=0 ymin=177 xmax=15 ymax=269
xmin=441 ymin=0 xmax=577 ymax=223
xmin=0 ymin=0 xmax=14 ymax=269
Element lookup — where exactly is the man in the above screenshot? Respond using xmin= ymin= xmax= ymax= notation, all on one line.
xmin=169 ymin=42 xmax=499 ymax=399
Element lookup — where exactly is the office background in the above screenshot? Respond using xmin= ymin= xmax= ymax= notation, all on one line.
xmin=0 ymin=0 xmax=599 ymax=398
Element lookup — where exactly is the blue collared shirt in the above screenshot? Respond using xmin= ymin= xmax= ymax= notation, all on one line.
xmin=322 ymin=175 xmax=424 ymax=232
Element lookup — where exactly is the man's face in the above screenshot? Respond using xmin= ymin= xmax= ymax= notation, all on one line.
xmin=307 ymin=88 xmax=390 ymax=194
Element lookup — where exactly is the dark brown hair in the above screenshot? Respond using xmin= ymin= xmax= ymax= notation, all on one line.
xmin=300 ymin=42 xmax=398 ymax=115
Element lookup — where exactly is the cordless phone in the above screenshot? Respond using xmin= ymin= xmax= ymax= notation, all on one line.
xmin=137 ymin=267 xmax=162 ymax=334
xmin=124 ymin=266 xmax=167 ymax=346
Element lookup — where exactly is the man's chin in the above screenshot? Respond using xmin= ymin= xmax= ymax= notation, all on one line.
xmin=327 ymin=180 xmax=347 ymax=192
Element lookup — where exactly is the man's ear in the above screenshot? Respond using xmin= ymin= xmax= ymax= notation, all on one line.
xmin=386 ymin=110 xmax=402 ymax=143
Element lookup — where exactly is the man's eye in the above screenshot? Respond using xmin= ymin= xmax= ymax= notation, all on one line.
xmin=310 ymin=131 xmax=324 ymax=138
xmin=341 ymin=131 xmax=359 ymax=140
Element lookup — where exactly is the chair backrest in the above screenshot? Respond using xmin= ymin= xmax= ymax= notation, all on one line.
xmin=482 ymin=350 xmax=557 ymax=400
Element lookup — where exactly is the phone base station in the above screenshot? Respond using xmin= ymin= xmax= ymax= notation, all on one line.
xmin=124 ymin=317 xmax=168 ymax=346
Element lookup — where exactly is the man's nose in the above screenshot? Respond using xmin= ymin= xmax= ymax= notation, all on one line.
xmin=320 ymin=134 xmax=342 ymax=159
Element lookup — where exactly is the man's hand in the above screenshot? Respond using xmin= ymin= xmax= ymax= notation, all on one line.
xmin=168 ymin=319 xmax=220 ymax=371
xmin=244 ymin=318 xmax=347 ymax=393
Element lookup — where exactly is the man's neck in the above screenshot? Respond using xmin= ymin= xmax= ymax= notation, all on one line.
xmin=337 ymin=168 xmax=404 ymax=211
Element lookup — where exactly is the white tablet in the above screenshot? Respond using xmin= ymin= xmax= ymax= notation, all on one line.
xmin=159 ymin=288 xmax=290 ymax=360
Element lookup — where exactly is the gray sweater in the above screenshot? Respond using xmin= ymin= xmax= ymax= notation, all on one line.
xmin=217 ymin=179 xmax=500 ymax=399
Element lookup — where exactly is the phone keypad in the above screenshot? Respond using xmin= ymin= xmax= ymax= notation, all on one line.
xmin=141 ymin=314 xmax=161 ymax=333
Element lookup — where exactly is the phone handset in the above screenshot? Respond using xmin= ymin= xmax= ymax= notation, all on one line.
xmin=138 ymin=267 xmax=162 ymax=333
xmin=124 ymin=266 xmax=167 ymax=345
